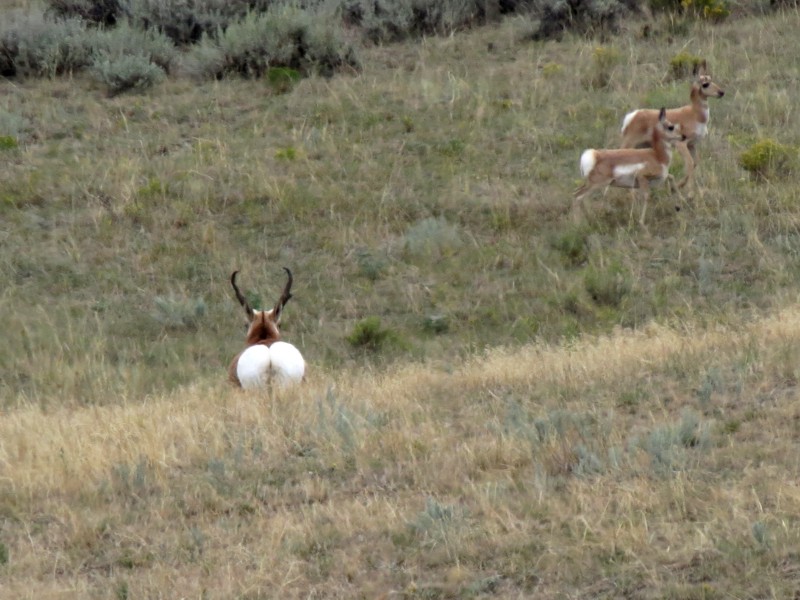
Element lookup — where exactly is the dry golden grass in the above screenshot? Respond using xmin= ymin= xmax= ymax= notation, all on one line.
xmin=4 ymin=305 xmax=800 ymax=597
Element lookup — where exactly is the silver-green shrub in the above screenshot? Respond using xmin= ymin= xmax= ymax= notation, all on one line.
xmin=186 ymin=6 xmax=359 ymax=80
xmin=88 ymin=21 xmax=176 ymax=73
xmin=1 ymin=12 xmax=91 ymax=77
xmin=91 ymin=52 xmax=166 ymax=95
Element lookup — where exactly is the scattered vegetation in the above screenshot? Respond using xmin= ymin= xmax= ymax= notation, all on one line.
xmin=346 ymin=316 xmax=402 ymax=351
xmin=669 ymin=50 xmax=704 ymax=78
xmin=738 ymin=138 xmax=797 ymax=181
xmin=4 ymin=2 xmax=800 ymax=597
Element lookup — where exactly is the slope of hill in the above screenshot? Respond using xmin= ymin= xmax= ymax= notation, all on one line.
xmin=3 ymin=4 xmax=800 ymax=597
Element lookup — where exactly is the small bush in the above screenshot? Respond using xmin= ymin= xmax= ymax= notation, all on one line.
xmin=188 ymin=7 xmax=359 ymax=80
xmin=588 ymin=45 xmax=622 ymax=89
xmin=124 ymin=0 xmax=246 ymax=45
xmin=0 ymin=136 xmax=18 ymax=151
xmin=347 ymin=316 xmax=400 ymax=351
xmin=529 ymin=0 xmax=639 ymax=41
xmin=0 ymin=540 xmax=8 ymax=566
xmin=681 ymin=0 xmax=730 ymax=20
xmin=403 ymin=217 xmax=463 ymax=260
xmin=739 ymin=138 xmax=797 ymax=181
xmin=91 ymin=53 xmax=165 ymax=95
xmin=669 ymin=51 xmax=703 ymax=79
xmin=88 ymin=22 xmax=176 ymax=73
xmin=266 ymin=66 xmax=301 ymax=94
xmin=651 ymin=0 xmax=728 ymax=17
xmin=583 ymin=262 xmax=631 ymax=308
xmin=552 ymin=227 xmax=588 ymax=267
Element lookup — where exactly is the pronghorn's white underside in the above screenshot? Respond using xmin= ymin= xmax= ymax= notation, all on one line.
xmin=612 ymin=163 xmax=646 ymax=187
xmin=695 ymin=121 xmax=708 ymax=138
xmin=237 ymin=341 xmax=305 ymax=389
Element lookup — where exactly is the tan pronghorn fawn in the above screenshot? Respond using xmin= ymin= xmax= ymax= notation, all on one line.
xmin=620 ymin=60 xmax=724 ymax=190
xmin=573 ymin=107 xmax=686 ymax=226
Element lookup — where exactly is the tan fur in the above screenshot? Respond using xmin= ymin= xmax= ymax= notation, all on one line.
xmin=574 ymin=108 xmax=685 ymax=226
xmin=621 ymin=61 xmax=724 ymax=189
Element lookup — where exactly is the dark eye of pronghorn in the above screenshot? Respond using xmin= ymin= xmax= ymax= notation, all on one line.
xmin=702 ymin=82 xmax=710 ymax=88
xmin=668 ymin=125 xmax=674 ymax=131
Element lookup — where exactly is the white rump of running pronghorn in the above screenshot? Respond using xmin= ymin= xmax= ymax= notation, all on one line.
xmin=228 ymin=268 xmax=305 ymax=389
xmin=620 ymin=59 xmax=724 ymax=189
xmin=574 ymin=107 xmax=686 ymax=226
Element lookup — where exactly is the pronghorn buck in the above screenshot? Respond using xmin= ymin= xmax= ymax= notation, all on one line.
xmin=574 ymin=107 xmax=686 ymax=226
xmin=620 ymin=60 xmax=724 ymax=189
xmin=228 ymin=268 xmax=305 ymax=389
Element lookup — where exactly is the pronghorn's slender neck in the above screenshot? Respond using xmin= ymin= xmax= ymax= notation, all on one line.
xmin=689 ymin=85 xmax=710 ymax=122
xmin=651 ymin=125 xmax=672 ymax=165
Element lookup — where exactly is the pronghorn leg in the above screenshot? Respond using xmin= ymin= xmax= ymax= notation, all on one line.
xmin=676 ymin=141 xmax=695 ymax=189
xmin=572 ymin=181 xmax=605 ymax=222
xmin=636 ymin=175 xmax=651 ymax=227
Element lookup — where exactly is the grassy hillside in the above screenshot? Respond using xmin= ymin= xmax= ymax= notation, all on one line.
xmin=2 ymin=3 xmax=800 ymax=597
xmin=2 ymin=7 xmax=799 ymax=408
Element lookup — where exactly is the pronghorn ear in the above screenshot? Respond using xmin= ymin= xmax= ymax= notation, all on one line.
xmin=693 ymin=59 xmax=707 ymax=78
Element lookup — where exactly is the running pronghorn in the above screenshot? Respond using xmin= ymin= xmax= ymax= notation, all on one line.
xmin=620 ymin=60 xmax=724 ymax=189
xmin=573 ymin=107 xmax=686 ymax=226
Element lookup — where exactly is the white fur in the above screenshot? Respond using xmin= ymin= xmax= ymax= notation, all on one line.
xmin=579 ymin=150 xmax=597 ymax=178
xmin=237 ymin=342 xmax=305 ymax=389
xmin=695 ymin=122 xmax=708 ymax=138
xmin=612 ymin=163 xmax=646 ymax=187
xmin=621 ymin=110 xmax=639 ymax=134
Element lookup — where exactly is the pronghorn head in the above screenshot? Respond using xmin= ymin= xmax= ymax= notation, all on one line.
xmin=694 ymin=60 xmax=725 ymax=99
xmin=231 ymin=268 xmax=294 ymax=346
xmin=657 ymin=107 xmax=687 ymax=144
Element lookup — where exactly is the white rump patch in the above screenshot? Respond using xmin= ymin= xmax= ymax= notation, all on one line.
xmin=237 ymin=341 xmax=305 ymax=389
xmin=612 ymin=163 xmax=646 ymax=188
xmin=268 ymin=341 xmax=306 ymax=386
xmin=621 ymin=110 xmax=640 ymax=134
xmin=579 ymin=150 xmax=597 ymax=178
xmin=237 ymin=345 xmax=272 ymax=390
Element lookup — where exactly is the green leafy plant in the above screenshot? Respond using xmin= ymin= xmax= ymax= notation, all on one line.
xmin=0 ymin=135 xmax=18 ymax=150
xmin=739 ymin=138 xmax=797 ymax=181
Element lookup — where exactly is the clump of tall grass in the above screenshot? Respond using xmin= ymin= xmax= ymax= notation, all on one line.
xmin=151 ymin=295 xmax=207 ymax=330
xmin=402 ymin=217 xmax=463 ymax=260
xmin=347 ymin=316 xmax=403 ymax=352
